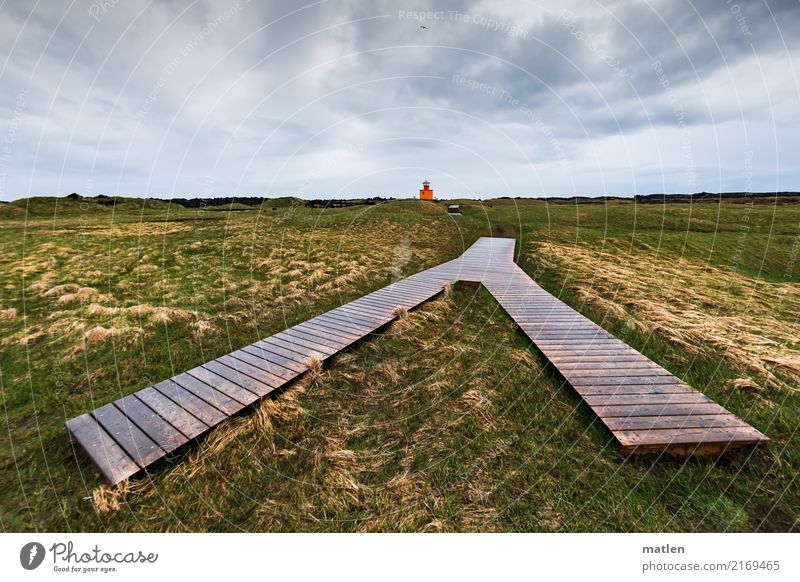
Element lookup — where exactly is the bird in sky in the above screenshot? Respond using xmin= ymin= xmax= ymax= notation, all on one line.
xmin=420 ymin=25 xmax=428 ymax=29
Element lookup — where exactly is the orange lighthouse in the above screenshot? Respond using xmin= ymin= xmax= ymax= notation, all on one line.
xmin=419 ymin=180 xmax=434 ymax=200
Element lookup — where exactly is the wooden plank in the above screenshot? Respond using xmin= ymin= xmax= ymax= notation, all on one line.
xmin=318 ymin=309 xmax=385 ymax=329
xmin=334 ymin=304 xmax=395 ymax=321
xmin=136 ymin=387 xmax=209 ymax=439
xmin=574 ymin=384 xmax=697 ymax=396
xmin=243 ymin=343 xmax=307 ymax=373
xmin=603 ymin=414 xmax=748 ymax=431
xmin=360 ymin=288 xmax=425 ymax=303
xmin=66 ymin=414 xmax=141 ymax=484
xmin=187 ymin=364 xmax=267 ymax=402
xmin=548 ymin=354 xmax=650 ymax=363
xmin=526 ymin=324 xmax=609 ymax=330
xmin=272 ymin=330 xmax=340 ymax=355
xmin=309 ymin=313 xmax=375 ymax=335
xmin=321 ymin=310 xmax=386 ymax=330
xmin=280 ymin=328 xmax=347 ymax=351
xmin=91 ymin=403 xmax=165 ymax=468
xmin=172 ymin=372 xmax=248 ymax=414
xmin=327 ymin=305 xmax=390 ymax=324
xmin=153 ymin=380 xmax=228 ymax=426
xmin=260 ymin=335 xmax=329 ymax=360
xmin=252 ymin=339 xmax=310 ymax=366
xmin=379 ymin=283 xmax=438 ymax=297
xmin=583 ymin=393 xmax=712 ymax=406
xmin=295 ymin=321 xmax=362 ymax=342
xmin=526 ymin=334 xmax=614 ymax=341
xmin=228 ymin=349 xmax=298 ymax=381
xmin=555 ymin=361 xmax=661 ymax=371
xmin=337 ymin=303 xmax=394 ymax=322
xmin=534 ymin=341 xmax=629 ymax=349
xmin=115 ymin=394 xmax=189 ymax=452
xmin=361 ymin=288 xmax=434 ymax=305
xmin=570 ymin=376 xmax=682 ymax=387
xmin=617 ymin=426 xmax=769 ymax=448
xmin=205 ymin=358 xmax=279 ymax=397
xmin=560 ymin=368 xmax=675 ymax=379
xmin=300 ymin=315 xmax=368 ymax=336
xmin=349 ymin=297 xmax=413 ymax=313
xmin=592 ymin=402 xmax=729 ymax=418
xmin=387 ymin=282 xmax=440 ymax=294
xmin=539 ymin=347 xmax=639 ymax=356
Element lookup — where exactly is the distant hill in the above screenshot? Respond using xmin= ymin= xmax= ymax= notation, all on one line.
xmin=0 ymin=194 xmax=307 ymax=217
xmin=536 ymin=191 xmax=800 ymax=204
xmin=168 ymin=196 xmax=303 ymax=209
xmin=0 ymin=194 xmax=174 ymax=217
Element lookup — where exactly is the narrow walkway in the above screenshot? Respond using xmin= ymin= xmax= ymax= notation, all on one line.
xmin=67 ymin=237 xmax=768 ymax=484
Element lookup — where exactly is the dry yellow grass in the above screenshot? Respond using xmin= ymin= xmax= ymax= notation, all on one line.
xmin=457 ymin=389 xmax=497 ymax=430
xmin=531 ymin=241 xmax=800 ymax=391
xmin=305 ymin=354 xmax=324 ymax=382
xmin=392 ymin=305 xmax=408 ymax=319
xmin=83 ymin=326 xmax=118 ymax=343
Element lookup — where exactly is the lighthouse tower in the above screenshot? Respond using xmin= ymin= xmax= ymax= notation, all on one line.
xmin=419 ymin=180 xmax=434 ymax=200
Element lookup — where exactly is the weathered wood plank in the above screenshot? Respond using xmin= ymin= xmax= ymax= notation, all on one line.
xmin=92 ymin=403 xmax=165 ymax=468
xmin=228 ymin=349 xmax=298 ymax=381
xmin=153 ymin=379 xmax=228 ymax=426
xmin=603 ymin=414 xmax=748 ymax=431
xmin=187 ymin=365 xmax=265 ymax=403
xmin=66 ymin=414 xmax=140 ymax=484
xmin=573 ymin=384 xmax=697 ymax=396
xmin=272 ymin=330 xmax=340 ymax=355
xmin=592 ymin=402 xmax=729 ymax=418
xmin=259 ymin=335 xmax=328 ymax=361
xmin=617 ymin=426 xmax=768 ymax=448
xmin=172 ymin=372 xmax=248 ymax=413
xmin=207 ymin=358 xmax=279 ymax=397
xmin=242 ymin=343 xmax=307 ymax=374
xmin=583 ymin=393 xmax=712 ymax=406
xmin=136 ymin=387 xmax=209 ymax=439
xmin=115 ymin=395 xmax=189 ymax=452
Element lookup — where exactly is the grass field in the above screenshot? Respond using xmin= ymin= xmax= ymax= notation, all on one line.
xmin=1 ymin=195 xmax=798 ymax=532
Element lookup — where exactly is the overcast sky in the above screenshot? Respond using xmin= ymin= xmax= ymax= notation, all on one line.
xmin=1 ymin=0 xmax=798 ymax=200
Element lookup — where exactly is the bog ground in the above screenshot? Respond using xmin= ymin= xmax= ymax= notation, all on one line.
xmin=1 ymin=196 xmax=798 ymax=532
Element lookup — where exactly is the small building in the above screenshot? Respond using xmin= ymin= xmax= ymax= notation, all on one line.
xmin=419 ymin=180 xmax=434 ymax=200
xmin=448 ymin=204 xmax=461 ymax=215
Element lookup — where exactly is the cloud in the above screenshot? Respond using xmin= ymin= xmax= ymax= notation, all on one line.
xmin=0 ymin=0 xmax=798 ymax=200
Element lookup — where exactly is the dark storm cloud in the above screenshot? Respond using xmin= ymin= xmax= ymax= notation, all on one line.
xmin=0 ymin=0 xmax=798 ymax=200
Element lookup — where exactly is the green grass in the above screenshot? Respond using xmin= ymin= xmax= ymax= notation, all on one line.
xmin=0 ymin=196 xmax=798 ymax=531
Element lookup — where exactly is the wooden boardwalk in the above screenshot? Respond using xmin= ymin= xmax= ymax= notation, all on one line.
xmin=67 ymin=237 xmax=768 ymax=484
